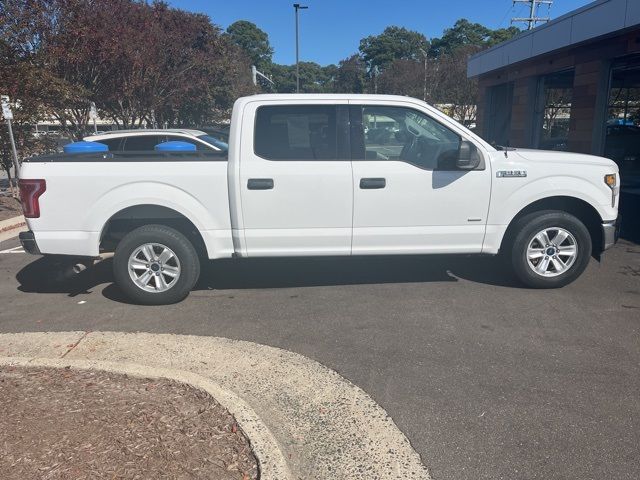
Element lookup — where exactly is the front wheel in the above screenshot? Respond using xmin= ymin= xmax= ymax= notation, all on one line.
xmin=510 ymin=211 xmax=592 ymax=288
xmin=113 ymin=225 xmax=200 ymax=304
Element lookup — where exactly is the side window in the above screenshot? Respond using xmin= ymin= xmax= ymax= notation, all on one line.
xmin=355 ymin=106 xmax=462 ymax=170
xmin=255 ymin=105 xmax=337 ymax=160
xmin=96 ymin=138 xmax=123 ymax=151
xmin=122 ymin=135 xmax=163 ymax=151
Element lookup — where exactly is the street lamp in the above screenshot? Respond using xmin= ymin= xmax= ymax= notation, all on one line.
xmin=293 ymin=3 xmax=308 ymax=93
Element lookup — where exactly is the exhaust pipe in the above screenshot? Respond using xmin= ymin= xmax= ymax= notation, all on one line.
xmin=73 ymin=263 xmax=88 ymax=274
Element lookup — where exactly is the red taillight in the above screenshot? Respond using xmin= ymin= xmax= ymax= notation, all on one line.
xmin=18 ymin=179 xmax=46 ymax=218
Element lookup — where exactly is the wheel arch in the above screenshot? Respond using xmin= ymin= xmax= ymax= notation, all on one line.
xmin=100 ymin=204 xmax=208 ymax=260
xmin=499 ymin=196 xmax=604 ymax=257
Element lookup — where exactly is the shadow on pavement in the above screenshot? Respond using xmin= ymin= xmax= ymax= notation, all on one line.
xmin=16 ymin=256 xmax=113 ymax=297
xmin=16 ymin=253 xmax=522 ymax=304
xmin=194 ymin=254 xmax=519 ymax=289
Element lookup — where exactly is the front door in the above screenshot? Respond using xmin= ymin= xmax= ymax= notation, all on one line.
xmin=239 ymin=101 xmax=353 ymax=256
xmin=350 ymin=102 xmax=491 ymax=254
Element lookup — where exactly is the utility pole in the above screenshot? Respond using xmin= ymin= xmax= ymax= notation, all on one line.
xmin=512 ymin=0 xmax=553 ymax=30
xmin=419 ymin=48 xmax=428 ymax=102
xmin=293 ymin=3 xmax=308 ymax=93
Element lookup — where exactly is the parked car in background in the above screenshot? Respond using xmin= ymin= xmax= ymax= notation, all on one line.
xmin=20 ymin=94 xmax=619 ymax=304
xmin=84 ymin=129 xmax=228 ymax=152
xmin=200 ymin=126 xmax=230 ymax=143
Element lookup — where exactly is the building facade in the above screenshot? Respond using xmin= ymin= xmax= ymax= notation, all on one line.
xmin=468 ymin=0 xmax=640 ymax=187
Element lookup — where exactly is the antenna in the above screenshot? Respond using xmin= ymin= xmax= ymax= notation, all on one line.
xmin=511 ymin=0 xmax=554 ymax=30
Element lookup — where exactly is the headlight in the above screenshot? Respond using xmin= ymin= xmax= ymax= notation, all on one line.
xmin=604 ymin=174 xmax=619 ymax=207
xmin=604 ymin=174 xmax=616 ymax=187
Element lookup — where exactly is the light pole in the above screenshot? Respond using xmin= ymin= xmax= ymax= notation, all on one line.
xmin=293 ymin=3 xmax=308 ymax=93
xmin=1 ymin=95 xmax=20 ymax=187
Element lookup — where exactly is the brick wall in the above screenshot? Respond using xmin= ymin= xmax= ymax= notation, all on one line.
xmin=474 ymin=29 xmax=640 ymax=153
xmin=567 ymin=60 xmax=605 ymax=153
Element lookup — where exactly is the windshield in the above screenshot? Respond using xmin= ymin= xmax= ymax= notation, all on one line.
xmin=197 ymin=135 xmax=228 ymax=151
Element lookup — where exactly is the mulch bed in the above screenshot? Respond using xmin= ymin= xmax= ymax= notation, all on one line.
xmin=0 ymin=196 xmax=23 ymax=222
xmin=0 ymin=366 xmax=258 ymax=479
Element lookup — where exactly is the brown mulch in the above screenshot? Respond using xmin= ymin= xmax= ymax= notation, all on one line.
xmin=0 ymin=196 xmax=23 ymax=222
xmin=0 ymin=366 xmax=259 ymax=480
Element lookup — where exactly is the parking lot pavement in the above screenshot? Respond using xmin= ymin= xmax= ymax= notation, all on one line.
xmin=1 ymin=238 xmax=639 ymax=480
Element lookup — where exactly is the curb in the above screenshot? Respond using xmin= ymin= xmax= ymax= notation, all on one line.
xmin=0 ymin=331 xmax=432 ymax=479
xmin=0 ymin=356 xmax=292 ymax=480
xmin=0 ymin=214 xmax=25 ymax=234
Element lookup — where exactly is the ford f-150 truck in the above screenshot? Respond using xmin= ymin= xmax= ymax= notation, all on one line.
xmin=18 ymin=94 xmax=620 ymax=304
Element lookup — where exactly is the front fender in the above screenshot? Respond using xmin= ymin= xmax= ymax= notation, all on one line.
xmin=489 ymin=174 xmax=612 ymax=226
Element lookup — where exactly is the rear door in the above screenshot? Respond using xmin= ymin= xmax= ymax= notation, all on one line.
xmin=239 ymin=101 xmax=353 ymax=256
xmin=350 ymin=102 xmax=491 ymax=254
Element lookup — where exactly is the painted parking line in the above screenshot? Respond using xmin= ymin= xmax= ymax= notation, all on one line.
xmin=0 ymin=246 xmax=24 ymax=254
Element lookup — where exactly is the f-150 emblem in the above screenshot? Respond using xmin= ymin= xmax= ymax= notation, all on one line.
xmin=497 ymin=170 xmax=527 ymax=178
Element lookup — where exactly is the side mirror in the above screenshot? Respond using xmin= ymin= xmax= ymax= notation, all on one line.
xmin=456 ymin=140 xmax=480 ymax=170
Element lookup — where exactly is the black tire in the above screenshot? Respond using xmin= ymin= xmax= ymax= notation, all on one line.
xmin=113 ymin=224 xmax=200 ymax=305
xmin=509 ymin=210 xmax=592 ymax=288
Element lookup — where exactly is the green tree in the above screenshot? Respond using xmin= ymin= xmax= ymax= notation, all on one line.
xmin=225 ymin=20 xmax=273 ymax=70
xmin=359 ymin=26 xmax=429 ymax=71
xmin=430 ymin=19 xmax=489 ymax=57
xmin=488 ymin=26 xmax=521 ymax=46
xmin=269 ymin=62 xmax=336 ymax=93
xmin=430 ymin=19 xmax=520 ymax=57
xmin=333 ymin=55 xmax=366 ymax=93
xmin=269 ymin=64 xmax=296 ymax=93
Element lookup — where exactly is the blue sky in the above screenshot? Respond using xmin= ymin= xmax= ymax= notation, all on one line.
xmin=170 ymin=0 xmax=592 ymax=66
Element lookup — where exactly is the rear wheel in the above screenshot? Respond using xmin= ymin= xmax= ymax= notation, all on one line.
xmin=510 ymin=211 xmax=592 ymax=288
xmin=113 ymin=225 xmax=200 ymax=304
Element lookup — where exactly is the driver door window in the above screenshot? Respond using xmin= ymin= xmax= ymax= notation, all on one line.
xmin=356 ymin=106 xmax=461 ymax=170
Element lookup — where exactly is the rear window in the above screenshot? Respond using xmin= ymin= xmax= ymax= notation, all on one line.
xmin=254 ymin=105 xmax=337 ymax=160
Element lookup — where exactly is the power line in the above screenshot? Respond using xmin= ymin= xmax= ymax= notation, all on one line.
xmin=511 ymin=0 xmax=554 ymax=30
xmin=498 ymin=1 xmax=516 ymax=28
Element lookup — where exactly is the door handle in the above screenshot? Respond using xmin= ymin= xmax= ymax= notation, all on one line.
xmin=247 ymin=178 xmax=274 ymax=190
xmin=359 ymin=178 xmax=386 ymax=189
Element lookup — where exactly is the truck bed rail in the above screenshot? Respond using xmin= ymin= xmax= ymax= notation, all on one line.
xmin=23 ymin=150 xmax=228 ymax=163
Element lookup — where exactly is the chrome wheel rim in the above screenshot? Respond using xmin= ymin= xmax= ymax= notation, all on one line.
xmin=526 ymin=227 xmax=578 ymax=277
xmin=128 ymin=243 xmax=181 ymax=293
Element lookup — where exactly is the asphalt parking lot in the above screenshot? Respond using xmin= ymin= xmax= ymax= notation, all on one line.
xmin=0 ymin=234 xmax=639 ymax=480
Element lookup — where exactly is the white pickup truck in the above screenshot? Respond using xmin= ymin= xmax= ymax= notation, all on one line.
xmin=19 ymin=94 xmax=620 ymax=304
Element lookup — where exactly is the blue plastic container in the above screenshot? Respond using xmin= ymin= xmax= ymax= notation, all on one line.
xmin=154 ymin=141 xmax=197 ymax=152
xmin=63 ymin=141 xmax=108 ymax=154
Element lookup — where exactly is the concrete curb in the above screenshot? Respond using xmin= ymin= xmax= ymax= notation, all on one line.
xmin=0 ymin=214 xmax=25 ymax=234
xmin=0 ymin=356 xmax=292 ymax=480
xmin=0 ymin=214 xmax=26 ymax=244
xmin=0 ymin=331 xmax=431 ymax=479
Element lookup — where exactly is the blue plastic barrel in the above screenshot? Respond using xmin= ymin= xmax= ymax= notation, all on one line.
xmin=63 ymin=141 xmax=108 ymax=153
xmin=154 ymin=141 xmax=197 ymax=152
